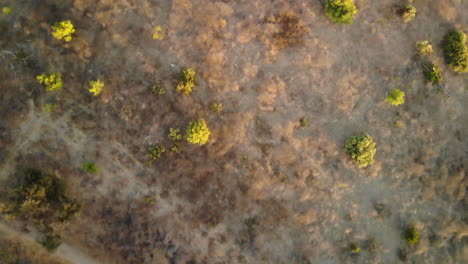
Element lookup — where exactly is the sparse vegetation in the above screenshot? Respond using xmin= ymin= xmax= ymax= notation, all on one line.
xmin=324 ymin=0 xmax=358 ymax=24
xmin=168 ymin=128 xmax=182 ymax=141
xmin=443 ymin=30 xmax=468 ymax=73
xmin=170 ymin=143 xmax=182 ymax=153
xmin=423 ymin=63 xmax=443 ymax=84
xmin=186 ymin=119 xmax=211 ymax=146
xmin=345 ymin=134 xmax=376 ymax=168
xmin=39 ymin=232 xmax=62 ymax=251
xmin=152 ymin=81 xmax=166 ymax=95
xmin=144 ymin=196 xmax=156 ymax=204
xmin=82 ymin=162 xmax=98 ymax=173
xmin=176 ymin=68 xmax=196 ymax=96
xmin=44 ymin=103 xmax=57 ymax=113
xmin=0 ymin=233 xmax=67 ymax=264
xmin=88 ymin=80 xmax=104 ymax=96
xmin=148 ymin=145 xmax=166 ymax=160
xmin=386 ymin=89 xmax=405 ymax=106
xmin=0 ymin=169 xmax=80 ymax=250
xmin=273 ymin=14 xmax=307 ymax=49
xmin=51 ymin=20 xmax=75 ymax=42
xmin=404 ymin=226 xmax=420 ymax=244
xmin=416 ymin=41 xmax=433 ymax=56
xmin=400 ymin=4 xmax=416 ymax=23
xmin=37 ymin=73 xmax=63 ymax=91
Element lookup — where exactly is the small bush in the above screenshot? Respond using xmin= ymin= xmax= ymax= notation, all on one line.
xmin=44 ymin=103 xmax=57 ymax=113
xmin=186 ymin=119 xmax=211 ymax=146
xmin=148 ymin=145 xmax=165 ymax=160
xmin=144 ymin=196 xmax=156 ymax=204
xmin=345 ymin=134 xmax=376 ymax=168
xmin=324 ymin=0 xmax=358 ymax=24
xmin=153 ymin=26 xmax=164 ymax=40
xmin=82 ymin=162 xmax=98 ymax=173
xmin=404 ymin=226 xmax=420 ymax=244
xmin=37 ymin=73 xmax=63 ymax=91
xmin=300 ymin=117 xmax=310 ymax=127
xmin=423 ymin=63 xmax=443 ymax=84
xmin=170 ymin=143 xmax=182 ymax=153
xmin=152 ymin=81 xmax=166 ymax=95
xmin=400 ymin=4 xmax=416 ymax=23
xmin=2 ymin=7 xmax=11 ymax=15
xmin=176 ymin=68 xmax=196 ymax=96
xmin=51 ymin=20 xmax=75 ymax=42
xmin=88 ymin=80 xmax=104 ymax=96
xmin=211 ymin=103 xmax=223 ymax=113
xmin=386 ymin=89 xmax=405 ymax=106
xmin=168 ymin=128 xmax=182 ymax=141
xmin=416 ymin=41 xmax=433 ymax=56
xmin=39 ymin=232 xmax=61 ymax=251
xmin=443 ymin=30 xmax=468 ymax=73
xmin=394 ymin=121 xmax=404 ymax=128
xmin=350 ymin=243 xmax=361 ymax=254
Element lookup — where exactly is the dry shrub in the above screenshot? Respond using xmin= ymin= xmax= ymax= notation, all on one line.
xmin=272 ymin=14 xmax=308 ymax=50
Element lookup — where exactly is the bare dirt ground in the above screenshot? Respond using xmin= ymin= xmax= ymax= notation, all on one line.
xmin=0 ymin=0 xmax=467 ymax=263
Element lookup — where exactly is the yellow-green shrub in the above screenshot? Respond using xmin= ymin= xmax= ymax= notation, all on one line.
xmin=324 ymin=0 xmax=358 ymax=24
xmin=404 ymin=226 xmax=420 ymax=244
xmin=443 ymin=30 xmax=468 ymax=73
xmin=2 ymin=7 xmax=11 ymax=14
xmin=51 ymin=20 xmax=75 ymax=42
xmin=386 ymin=89 xmax=405 ymax=106
xmin=88 ymin=80 xmax=104 ymax=96
xmin=176 ymin=68 xmax=196 ymax=96
xmin=400 ymin=4 xmax=416 ymax=23
xmin=148 ymin=145 xmax=165 ymax=160
xmin=153 ymin=26 xmax=164 ymax=40
xmin=211 ymin=103 xmax=223 ymax=113
xmin=37 ymin=73 xmax=63 ymax=91
xmin=416 ymin=41 xmax=433 ymax=56
xmin=168 ymin=128 xmax=182 ymax=141
xmin=345 ymin=134 xmax=376 ymax=168
xmin=186 ymin=119 xmax=211 ymax=146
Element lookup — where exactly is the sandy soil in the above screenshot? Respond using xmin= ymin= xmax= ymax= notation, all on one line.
xmin=0 ymin=0 xmax=467 ymax=263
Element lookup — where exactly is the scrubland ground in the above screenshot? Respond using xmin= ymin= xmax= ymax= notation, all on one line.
xmin=0 ymin=0 xmax=467 ymax=263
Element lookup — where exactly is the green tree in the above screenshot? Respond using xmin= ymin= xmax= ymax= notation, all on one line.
xmin=324 ymin=0 xmax=358 ymax=24
xmin=186 ymin=119 xmax=211 ymax=146
xmin=386 ymin=89 xmax=405 ymax=106
xmin=423 ymin=63 xmax=443 ymax=84
xmin=443 ymin=30 xmax=468 ymax=73
xmin=404 ymin=226 xmax=420 ymax=244
xmin=345 ymin=134 xmax=376 ymax=168
xmin=176 ymin=68 xmax=196 ymax=96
